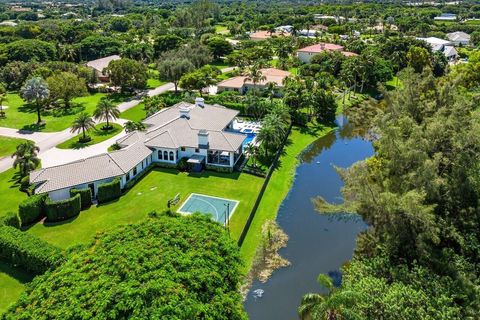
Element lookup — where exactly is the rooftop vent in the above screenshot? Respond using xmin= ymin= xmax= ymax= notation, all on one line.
xmin=179 ymin=106 xmax=190 ymax=119
xmin=195 ymin=97 xmax=205 ymax=108
xmin=198 ymin=129 xmax=209 ymax=148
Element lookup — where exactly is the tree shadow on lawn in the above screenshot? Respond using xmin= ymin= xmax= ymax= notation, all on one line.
xmin=0 ymin=260 xmax=33 ymax=284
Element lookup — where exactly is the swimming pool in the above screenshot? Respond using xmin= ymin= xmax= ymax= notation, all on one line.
xmin=242 ymin=132 xmax=257 ymax=150
xmin=177 ymin=193 xmax=239 ymax=224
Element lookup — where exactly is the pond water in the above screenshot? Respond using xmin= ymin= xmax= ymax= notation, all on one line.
xmin=244 ymin=117 xmax=374 ymax=320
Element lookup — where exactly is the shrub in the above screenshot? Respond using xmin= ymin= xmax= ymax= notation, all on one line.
xmin=70 ymin=188 xmax=92 ymax=210
xmin=5 ymin=215 xmax=245 ymax=318
xmin=97 ymin=178 xmax=121 ymax=204
xmin=0 ymin=225 xmax=63 ymax=274
xmin=45 ymin=194 xmax=81 ymax=222
xmin=1 ymin=212 xmax=20 ymax=229
xmin=18 ymin=193 xmax=47 ymax=226
xmin=177 ymin=157 xmax=188 ymax=171
xmin=206 ymin=164 xmax=233 ymax=173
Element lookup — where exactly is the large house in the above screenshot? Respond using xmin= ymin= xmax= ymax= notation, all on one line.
xmin=447 ymin=31 xmax=471 ymax=46
xmin=30 ymin=98 xmax=247 ymax=201
xmin=86 ymin=55 xmax=121 ymax=82
xmin=297 ymin=43 xmax=357 ymax=64
xmin=417 ymin=37 xmax=459 ymax=61
xmin=217 ymin=68 xmax=291 ymax=95
xmin=249 ymin=30 xmax=290 ymax=41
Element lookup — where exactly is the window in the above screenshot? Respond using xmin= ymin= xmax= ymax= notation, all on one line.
xmin=164 ymin=151 xmax=168 ymax=160
xmin=126 ymin=173 xmax=130 ymax=182
xmin=181 ymin=147 xmax=185 ymax=151
xmin=169 ymin=151 xmax=174 ymax=161
xmin=158 ymin=150 xmax=162 ymax=160
xmin=133 ymin=167 xmax=137 ymax=176
xmin=141 ymin=160 xmax=144 ymax=169
xmin=195 ymin=148 xmax=199 ymax=153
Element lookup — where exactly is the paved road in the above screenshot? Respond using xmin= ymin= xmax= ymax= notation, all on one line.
xmin=0 ymin=82 xmax=175 ymax=173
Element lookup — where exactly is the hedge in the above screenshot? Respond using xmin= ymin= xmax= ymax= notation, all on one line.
xmin=1 ymin=212 xmax=20 ymax=229
xmin=205 ymin=164 xmax=233 ymax=173
xmin=0 ymin=225 xmax=63 ymax=274
xmin=45 ymin=194 xmax=81 ymax=222
xmin=97 ymin=178 xmax=121 ymax=204
xmin=70 ymin=187 xmax=92 ymax=210
xmin=18 ymin=193 xmax=47 ymax=227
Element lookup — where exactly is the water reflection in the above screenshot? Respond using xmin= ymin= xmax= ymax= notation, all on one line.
xmin=244 ymin=117 xmax=374 ymax=320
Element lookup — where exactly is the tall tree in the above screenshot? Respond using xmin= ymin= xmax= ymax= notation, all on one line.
xmin=107 ymin=58 xmax=148 ymax=93
xmin=93 ymin=98 xmax=120 ymax=130
xmin=47 ymin=72 xmax=88 ymax=109
xmin=71 ymin=112 xmax=95 ymax=141
xmin=11 ymin=141 xmax=40 ymax=177
xmin=21 ymin=77 xmax=50 ymax=124
xmin=157 ymin=58 xmax=194 ymax=93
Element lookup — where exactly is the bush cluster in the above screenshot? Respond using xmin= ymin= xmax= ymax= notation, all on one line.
xmin=18 ymin=194 xmax=47 ymax=226
xmin=0 ymin=212 xmax=21 ymax=229
xmin=0 ymin=225 xmax=63 ymax=274
xmin=45 ymin=194 xmax=81 ymax=222
xmin=70 ymin=188 xmax=92 ymax=210
xmin=206 ymin=164 xmax=233 ymax=173
xmin=97 ymin=178 xmax=121 ymax=204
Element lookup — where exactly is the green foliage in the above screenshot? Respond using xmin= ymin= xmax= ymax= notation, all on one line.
xmin=107 ymin=58 xmax=148 ymax=92
xmin=312 ymin=89 xmax=337 ymax=124
xmin=5 ymin=215 xmax=246 ymax=319
xmin=77 ymin=35 xmax=121 ymax=61
xmin=97 ymin=178 xmax=121 ymax=204
xmin=18 ymin=193 xmax=46 ymax=227
xmin=45 ymin=194 xmax=81 ymax=222
xmin=3 ymin=39 xmax=56 ymax=63
xmin=154 ymin=34 xmax=183 ymax=58
xmin=0 ymin=225 xmax=63 ymax=274
xmin=407 ymin=46 xmax=431 ymax=73
xmin=1 ymin=212 xmax=20 ymax=229
xmin=108 ymin=16 xmax=131 ymax=32
xmin=46 ymin=71 xmax=88 ymax=108
xmin=207 ymin=36 xmax=233 ymax=59
xmin=70 ymin=188 xmax=92 ymax=210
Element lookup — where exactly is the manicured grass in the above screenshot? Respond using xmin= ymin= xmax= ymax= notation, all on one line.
xmin=0 ymin=136 xmax=29 ymax=158
xmin=214 ymin=24 xmax=229 ymax=34
xmin=120 ymin=102 xmax=146 ymax=122
xmin=56 ymin=123 xmax=123 ymax=149
xmin=239 ymin=124 xmax=334 ymax=272
xmin=386 ymin=77 xmax=403 ymax=90
xmin=147 ymin=78 xmax=165 ymax=89
xmin=209 ymin=60 xmax=233 ymax=70
xmin=28 ymin=168 xmax=264 ymax=249
xmin=0 ymin=261 xmax=33 ymax=314
xmin=0 ymin=92 xmax=130 ymax=132
xmin=0 ymin=168 xmax=28 ymax=218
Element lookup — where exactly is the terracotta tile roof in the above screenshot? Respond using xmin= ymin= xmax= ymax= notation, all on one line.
xmin=298 ymin=43 xmax=345 ymax=53
xmin=249 ymin=30 xmax=290 ymax=40
xmin=217 ymin=68 xmax=291 ymax=89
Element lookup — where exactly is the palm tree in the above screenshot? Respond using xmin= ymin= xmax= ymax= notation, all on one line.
xmin=244 ymin=65 xmax=266 ymax=97
xmin=124 ymin=121 xmax=146 ymax=133
xmin=11 ymin=141 xmax=40 ymax=177
xmin=93 ymin=98 xmax=120 ymax=130
xmin=71 ymin=112 xmax=95 ymax=141
xmin=21 ymin=77 xmax=50 ymax=124
xmin=0 ymin=85 xmax=7 ymax=118
xmin=298 ymin=274 xmax=361 ymax=320
xmin=245 ymin=143 xmax=259 ymax=168
xmin=265 ymin=81 xmax=278 ymax=103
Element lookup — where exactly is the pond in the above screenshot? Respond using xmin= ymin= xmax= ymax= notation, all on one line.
xmin=244 ymin=117 xmax=374 ymax=319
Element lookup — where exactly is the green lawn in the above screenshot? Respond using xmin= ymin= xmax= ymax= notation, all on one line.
xmin=214 ymin=24 xmax=229 ymax=34
xmin=56 ymin=123 xmax=123 ymax=149
xmin=0 ymin=168 xmax=27 ymax=218
xmin=147 ymin=78 xmax=165 ymax=89
xmin=28 ymin=168 xmax=264 ymax=249
xmin=0 ymin=261 xmax=33 ymax=314
xmin=120 ymin=102 xmax=146 ymax=122
xmin=0 ymin=92 xmax=130 ymax=132
xmin=386 ymin=77 xmax=403 ymax=90
xmin=239 ymin=124 xmax=333 ymax=272
xmin=209 ymin=60 xmax=233 ymax=70
xmin=0 ymin=136 xmax=29 ymax=158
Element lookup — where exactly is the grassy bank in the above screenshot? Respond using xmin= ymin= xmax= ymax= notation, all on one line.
xmin=0 ymin=136 xmax=29 ymax=158
xmin=239 ymin=124 xmax=334 ymax=272
xmin=56 ymin=123 xmax=122 ymax=149
xmin=0 ymin=168 xmax=27 ymax=218
xmin=0 ymin=261 xmax=33 ymax=314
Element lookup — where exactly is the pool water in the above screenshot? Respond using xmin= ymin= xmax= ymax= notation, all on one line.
xmin=242 ymin=133 xmax=257 ymax=150
xmin=177 ymin=193 xmax=239 ymax=224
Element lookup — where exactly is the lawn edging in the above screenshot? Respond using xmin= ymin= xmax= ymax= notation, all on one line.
xmin=239 ymin=124 xmax=334 ymax=273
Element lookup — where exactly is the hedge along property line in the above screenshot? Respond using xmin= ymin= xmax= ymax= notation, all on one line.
xmin=45 ymin=194 xmax=81 ymax=222
xmin=17 ymin=193 xmax=48 ymax=227
xmin=237 ymin=124 xmax=293 ymax=247
xmin=70 ymin=187 xmax=92 ymax=210
xmin=97 ymin=178 xmax=121 ymax=204
xmin=0 ymin=225 xmax=64 ymax=274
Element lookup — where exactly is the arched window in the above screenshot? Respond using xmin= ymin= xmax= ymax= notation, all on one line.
xmin=169 ymin=151 xmax=174 ymax=161
xmin=164 ymin=151 xmax=168 ymax=160
xmin=158 ymin=150 xmax=162 ymax=160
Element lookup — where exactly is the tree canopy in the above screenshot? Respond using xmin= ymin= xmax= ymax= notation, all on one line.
xmin=4 ymin=214 xmax=246 ymax=320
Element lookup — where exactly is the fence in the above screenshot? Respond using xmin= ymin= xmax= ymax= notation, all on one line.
xmin=237 ymin=123 xmax=293 ymax=247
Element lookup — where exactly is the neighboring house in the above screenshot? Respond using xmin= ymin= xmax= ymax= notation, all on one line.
xmin=30 ymin=98 xmax=247 ymax=201
xmin=297 ymin=43 xmax=357 ymax=64
xmin=249 ymin=30 xmax=290 ymax=41
xmin=447 ymin=31 xmax=470 ymax=46
xmin=0 ymin=21 xmax=17 ymax=27
xmin=276 ymin=25 xmax=293 ymax=33
xmin=434 ymin=13 xmax=457 ymax=21
xmin=86 ymin=55 xmax=121 ymax=82
xmin=217 ymin=68 xmax=291 ymax=95
xmin=417 ymin=37 xmax=459 ymax=61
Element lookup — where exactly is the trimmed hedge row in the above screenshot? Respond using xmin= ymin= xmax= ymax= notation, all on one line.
xmin=18 ymin=193 xmax=47 ymax=226
xmin=45 ymin=194 xmax=81 ymax=222
xmin=97 ymin=178 xmax=121 ymax=204
xmin=0 ymin=225 xmax=64 ymax=274
xmin=70 ymin=188 xmax=92 ymax=210
xmin=1 ymin=212 xmax=20 ymax=229
xmin=205 ymin=164 xmax=233 ymax=173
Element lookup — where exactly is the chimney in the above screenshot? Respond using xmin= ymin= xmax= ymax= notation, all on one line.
xmin=198 ymin=129 xmax=209 ymax=148
xmin=195 ymin=97 xmax=205 ymax=108
xmin=179 ymin=106 xmax=190 ymax=119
